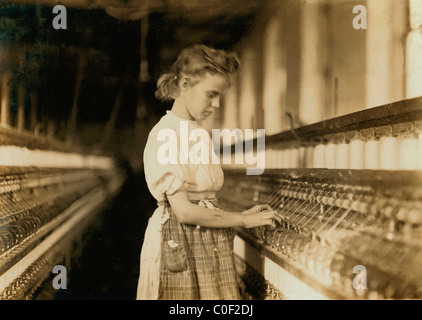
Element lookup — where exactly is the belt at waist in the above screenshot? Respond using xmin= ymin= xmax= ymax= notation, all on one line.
xmin=157 ymin=191 xmax=217 ymax=207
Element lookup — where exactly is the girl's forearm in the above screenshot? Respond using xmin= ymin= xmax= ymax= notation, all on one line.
xmin=173 ymin=202 xmax=246 ymax=228
xmin=167 ymin=191 xmax=274 ymax=228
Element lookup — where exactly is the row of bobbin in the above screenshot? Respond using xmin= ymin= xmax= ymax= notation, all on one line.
xmin=265 ymin=124 xmax=422 ymax=170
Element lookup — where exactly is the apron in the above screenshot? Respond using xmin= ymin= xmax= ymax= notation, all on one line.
xmin=137 ymin=195 xmax=240 ymax=300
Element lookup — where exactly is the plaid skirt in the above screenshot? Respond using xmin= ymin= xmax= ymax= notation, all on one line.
xmin=159 ymin=200 xmax=240 ymax=300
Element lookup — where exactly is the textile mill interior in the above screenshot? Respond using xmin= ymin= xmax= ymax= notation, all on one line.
xmin=1 ymin=0 xmax=422 ymax=300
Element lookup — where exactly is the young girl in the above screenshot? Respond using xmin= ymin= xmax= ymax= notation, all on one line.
xmin=137 ymin=44 xmax=275 ymax=300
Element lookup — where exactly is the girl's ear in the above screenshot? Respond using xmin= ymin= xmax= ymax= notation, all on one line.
xmin=179 ymin=76 xmax=190 ymax=91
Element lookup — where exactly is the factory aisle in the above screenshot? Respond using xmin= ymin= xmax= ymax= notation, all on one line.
xmin=36 ymin=169 xmax=156 ymax=300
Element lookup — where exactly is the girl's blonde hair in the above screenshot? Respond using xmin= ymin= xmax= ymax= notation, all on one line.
xmin=155 ymin=44 xmax=240 ymax=101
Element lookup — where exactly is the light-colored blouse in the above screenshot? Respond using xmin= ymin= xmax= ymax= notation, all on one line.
xmin=143 ymin=110 xmax=224 ymax=201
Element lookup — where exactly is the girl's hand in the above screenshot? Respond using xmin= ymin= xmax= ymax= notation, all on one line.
xmin=242 ymin=208 xmax=277 ymax=229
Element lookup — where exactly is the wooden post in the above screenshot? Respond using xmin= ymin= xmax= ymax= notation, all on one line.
xmin=366 ymin=0 xmax=407 ymax=107
xmin=102 ymin=87 xmax=123 ymax=148
xmin=298 ymin=0 xmax=325 ymax=125
xmin=0 ymin=72 xmax=11 ymax=127
xmin=67 ymin=55 xmax=85 ymax=144
xmin=238 ymin=47 xmax=257 ymax=130
xmin=262 ymin=15 xmax=285 ymax=135
xmin=29 ymin=92 xmax=38 ymax=132
xmin=223 ymin=83 xmax=239 ymax=130
xmin=17 ymin=84 xmax=26 ymax=132
xmin=139 ymin=17 xmax=150 ymax=83
xmin=406 ymin=0 xmax=422 ymax=99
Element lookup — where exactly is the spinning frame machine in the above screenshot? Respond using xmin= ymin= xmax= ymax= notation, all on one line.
xmin=217 ymin=97 xmax=422 ymax=300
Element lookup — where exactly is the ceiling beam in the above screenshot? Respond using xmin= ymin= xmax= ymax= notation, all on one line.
xmin=7 ymin=0 xmax=266 ymax=20
xmin=8 ymin=0 xmax=156 ymax=20
xmin=8 ymin=0 xmax=102 ymax=9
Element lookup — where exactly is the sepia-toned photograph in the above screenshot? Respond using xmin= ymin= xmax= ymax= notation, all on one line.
xmin=1 ymin=0 xmax=422 ymax=305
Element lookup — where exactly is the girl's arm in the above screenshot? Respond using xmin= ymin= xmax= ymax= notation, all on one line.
xmin=167 ymin=190 xmax=275 ymax=228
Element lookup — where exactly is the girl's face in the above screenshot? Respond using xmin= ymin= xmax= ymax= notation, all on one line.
xmin=180 ymin=73 xmax=229 ymax=121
